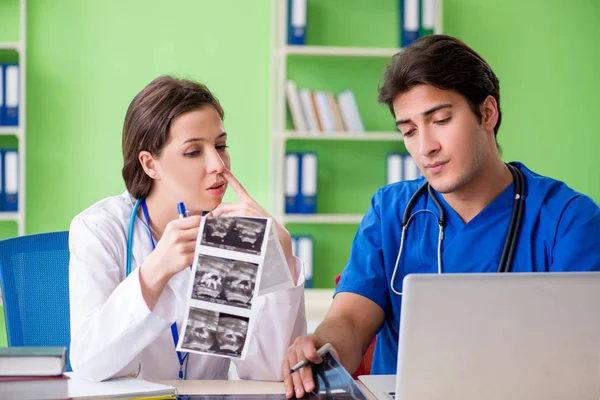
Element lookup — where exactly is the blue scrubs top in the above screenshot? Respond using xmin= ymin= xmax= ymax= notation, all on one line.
xmin=334 ymin=162 xmax=600 ymax=375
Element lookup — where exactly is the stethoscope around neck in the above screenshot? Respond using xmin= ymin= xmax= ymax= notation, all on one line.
xmin=125 ymin=197 xmax=191 ymax=380
xmin=390 ymin=162 xmax=526 ymax=296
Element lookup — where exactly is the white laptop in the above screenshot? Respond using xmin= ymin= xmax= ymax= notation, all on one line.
xmin=360 ymin=272 xmax=600 ymax=400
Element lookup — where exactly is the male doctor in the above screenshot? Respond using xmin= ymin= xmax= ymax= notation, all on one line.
xmin=281 ymin=34 xmax=600 ymax=399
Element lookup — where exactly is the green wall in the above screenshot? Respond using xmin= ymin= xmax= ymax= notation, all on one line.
xmin=1 ymin=0 xmax=274 ymax=239
xmin=0 ymin=0 xmax=598 ymax=330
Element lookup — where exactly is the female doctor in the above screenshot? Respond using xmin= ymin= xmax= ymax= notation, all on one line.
xmin=68 ymin=76 xmax=307 ymax=382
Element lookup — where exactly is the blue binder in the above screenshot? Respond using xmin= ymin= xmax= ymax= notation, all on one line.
xmin=285 ymin=152 xmax=300 ymax=214
xmin=0 ymin=64 xmax=5 ymax=126
xmin=298 ymin=152 xmax=317 ymax=214
xmin=400 ymin=0 xmax=420 ymax=48
xmin=0 ymin=150 xmax=4 ymax=210
xmin=3 ymin=64 xmax=19 ymax=127
xmin=386 ymin=152 xmax=404 ymax=185
xmin=3 ymin=149 xmax=18 ymax=211
xmin=297 ymin=235 xmax=314 ymax=288
xmin=287 ymin=0 xmax=307 ymax=45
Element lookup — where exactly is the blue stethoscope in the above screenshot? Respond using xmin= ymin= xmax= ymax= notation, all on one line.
xmin=390 ymin=162 xmax=526 ymax=295
xmin=126 ymin=198 xmax=190 ymax=380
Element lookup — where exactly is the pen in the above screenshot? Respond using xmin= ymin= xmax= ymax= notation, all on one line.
xmin=177 ymin=202 xmax=194 ymax=271
xmin=177 ymin=202 xmax=189 ymax=219
xmin=289 ymin=343 xmax=332 ymax=374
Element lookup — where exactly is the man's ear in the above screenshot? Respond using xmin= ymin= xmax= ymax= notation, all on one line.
xmin=138 ymin=151 xmax=160 ymax=181
xmin=480 ymin=95 xmax=499 ymax=135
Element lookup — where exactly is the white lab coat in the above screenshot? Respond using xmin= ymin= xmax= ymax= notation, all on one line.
xmin=68 ymin=192 xmax=307 ymax=382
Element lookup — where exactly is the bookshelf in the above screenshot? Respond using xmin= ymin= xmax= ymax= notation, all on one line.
xmin=0 ymin=0 xmax=26 ymax=236
xmin=283 ymin=213 xmax=364 ymax=224
xmin=271 ymin=1 xmax=443 ymax=289
xmin=285 ymin=131 xmax=404 ymax=141
xmin=284 ymin=45 xmax=401 ymax=58
xmin=0 ymin=42 xmax=20 ymax=52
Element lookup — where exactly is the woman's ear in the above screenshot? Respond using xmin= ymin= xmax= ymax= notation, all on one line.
xmin=480 ymin=95 xmax=499 ymax=135
xmin=138 ymin=151 xmax=160 ymax=181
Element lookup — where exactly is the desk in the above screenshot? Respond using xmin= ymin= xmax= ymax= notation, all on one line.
xmin=154 ymin=380 xmax=285 ymax=395
xmin=153 ymin=379 xmax=377 ymax=399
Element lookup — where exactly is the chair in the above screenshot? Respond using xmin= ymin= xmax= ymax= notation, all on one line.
xmin=334 ymin=274 xmax=376 ymax=378
xmin=0 ymin=231 xmax=72 ymax=372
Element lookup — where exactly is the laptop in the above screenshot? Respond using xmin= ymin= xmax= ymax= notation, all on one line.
xmin=360 ymin=272 xmax=600 ymax=400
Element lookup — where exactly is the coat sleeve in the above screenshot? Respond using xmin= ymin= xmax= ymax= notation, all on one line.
xmin=68 ymin=213 xmax=177 ymax=381
xmin=233 ymin=257 xmax=307 ymax=381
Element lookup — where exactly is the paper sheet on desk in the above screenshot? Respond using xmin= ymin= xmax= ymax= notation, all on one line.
xmin=177 ymin=216 xmax=294 ymax=360
xmin=66 ymin=372 xmax=176 ymax=399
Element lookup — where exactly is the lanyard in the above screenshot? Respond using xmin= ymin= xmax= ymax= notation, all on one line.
xmin=140 ymin=200 xmax=190 ymax=379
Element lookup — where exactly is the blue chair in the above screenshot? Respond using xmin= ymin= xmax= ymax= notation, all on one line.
xmin=0 ymin=231 xmax=72 ymax=372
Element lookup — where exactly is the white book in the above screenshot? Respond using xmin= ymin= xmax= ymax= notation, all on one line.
xmin=313 ymin=91 xmax=336 ymax=133
xmin=286 ymin=80 xmax=308 ymax=131
xmin=337 ymin=90 xmax=364 ymax=132
xmin=298 ymin=89 xmax=320 ymax=132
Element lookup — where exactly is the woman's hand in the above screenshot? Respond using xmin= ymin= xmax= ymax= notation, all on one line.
xmin=139 ymin=215 xmax=201 ymax=310
xmin=209 ymin=169 xmax=297 ymax=285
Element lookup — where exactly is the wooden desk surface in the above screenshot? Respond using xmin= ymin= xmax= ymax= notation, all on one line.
xmin=154 ymin=379 xmax=285 ymax=395
xmin=153 ymin=379 xmax=376 ymax=399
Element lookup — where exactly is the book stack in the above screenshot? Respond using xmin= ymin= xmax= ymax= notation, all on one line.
xmin=0 ymin=346 xmax=68 ymax=400
xmin=286 ymin=80 xmax=364 ymax=134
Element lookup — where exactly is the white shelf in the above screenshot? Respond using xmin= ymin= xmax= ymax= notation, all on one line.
xmin=0 ymin=127 xmax=20 ymax=136
xmin=286 ymin=131 xmax=403 ymax=141
xmin=0 ymin=212 xmax=20 ymax=222
xmin=284 ymin=45 xmax=401 ymax=58
xmin=283 ymin=214 xmax=363 ymax=224
xmin=0 ymin=42 xmax=20 ymax=52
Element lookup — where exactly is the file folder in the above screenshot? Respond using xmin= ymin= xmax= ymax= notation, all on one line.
xmin=285 ymin=152 xmax=300 ymax=214
xmin=403 ymin=154 xmax=420 ymax=181
xmin=299 ymin=152 xmax=317 ymax=214
xmin=400 ymin=0 xmax=420 ymax=48
xmin=297 ymin=236 xmax=314 ymax=288
xmin=287 ymin=0 xmax=307 ymax=45
xmin=0 ymin=64 xmax=5 ymax=126
xmin=420 ymin=0 xmax=436 ymax=37
xmin=0 ymin=150 xmax=3 ymax=210
xmin=291 ymin=235 xmax=298 ymax=258
xmin=4 ymin=64 xmax=19 ymax=127
xmin=386 ymin=153 xmax=404 ymax=185
xmin=3 ymin=149 xmax=18 ymax=211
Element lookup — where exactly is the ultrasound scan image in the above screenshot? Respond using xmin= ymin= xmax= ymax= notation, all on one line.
xmin=181 ymin=308 xmax=219 ymax=352
xmin=216 ymin=314 xmax=249 ymax=357
xmin=192 ymin=255 xmax=258 ymax=309
xmin=202 ymin=217 xmax=268 ymax=256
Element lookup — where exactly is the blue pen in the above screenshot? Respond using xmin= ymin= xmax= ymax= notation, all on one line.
xmin=178 ymin=202 xmax=193 ymax=272
xmin=177 ymin=202 xmax=189 ymax=219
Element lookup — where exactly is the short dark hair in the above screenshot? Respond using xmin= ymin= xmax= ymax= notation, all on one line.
xmin=378 ymin=34 xmax=502 ymax=138
xmin=121 ymin=75 xmax=224 ymax=199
